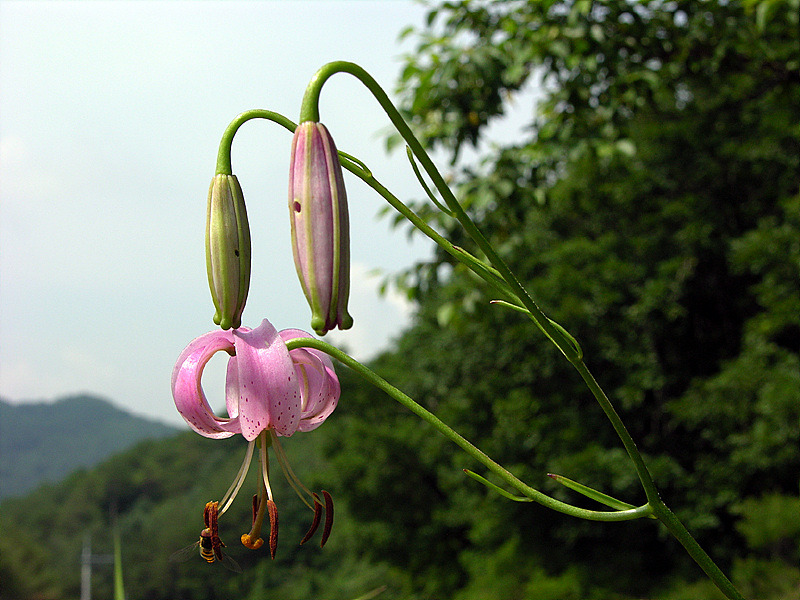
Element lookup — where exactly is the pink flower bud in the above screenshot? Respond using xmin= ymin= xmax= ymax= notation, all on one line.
xmin=289 ymin=122 xmax=353 ymax=335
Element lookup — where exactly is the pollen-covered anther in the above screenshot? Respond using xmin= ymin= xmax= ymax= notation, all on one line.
xmin=267 ymin=499 xmax=279 ymax=559
xmin=203 ymin=500 xmax=217 ymax=528
xmin=320 ymin=490 xmax=334 ymax=548
xmin=240 ymin=533 xmax=263 ymax=550
xmin=299 ymin=493 xmax=323 ymax=545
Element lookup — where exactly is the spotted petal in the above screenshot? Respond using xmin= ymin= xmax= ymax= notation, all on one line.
xmin=280 ymin=329 xmax=340 ymax=433
xmin=228 ymin=319 xmax=303 ymax=439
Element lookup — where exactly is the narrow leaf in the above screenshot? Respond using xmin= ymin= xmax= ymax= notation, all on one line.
xmin=547 ymin=473 xmax=636 ymax=511
xmin=464 ymin=469 xmax=532 ymax=502
xmin=406 ymin=146 xmax=454 ymax=216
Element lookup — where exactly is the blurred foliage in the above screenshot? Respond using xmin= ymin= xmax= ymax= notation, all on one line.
xmin=2 ymin=1 xmax=799 ymax=599
xmin=0 ymin=395 xmax=177 ymax=500
xmin=343 ymin=0 xmax=799 ymax=598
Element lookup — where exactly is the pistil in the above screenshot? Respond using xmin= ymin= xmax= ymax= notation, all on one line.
xmin=241 ymin=430 xmax=275 ymax=554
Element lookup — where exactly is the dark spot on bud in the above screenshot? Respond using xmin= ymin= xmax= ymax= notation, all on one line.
xmin=293 ymin=201 xmax=301 ymax=212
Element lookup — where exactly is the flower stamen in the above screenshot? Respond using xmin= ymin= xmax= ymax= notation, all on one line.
xmin=267 ymin=499 xmax=279 ymax=559
xmin=259 ymin=431 xmax=275 ymax=503
xmin=270 ymin=430 xmax=315 ymax=510
xmin=219 ymin=439 xmax=255 ymax=516
xmin=320 ymin=490 xmax=334 ymax=548
xmin=299 ymin=493 xmax=323 ymax=545
xmin=241 ymin=432 xmax=274 ymax=551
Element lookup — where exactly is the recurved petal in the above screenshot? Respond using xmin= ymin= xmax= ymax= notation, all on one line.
xmin=231 ymin=319 xmax=303 ymax=439
xmin=172 ymin=330 xmax=242 ymax=439
xmin=279 ymin=329 xmax=340 ymax=432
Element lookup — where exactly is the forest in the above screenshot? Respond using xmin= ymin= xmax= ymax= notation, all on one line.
xmin=1 ymin=1 xmax=798 ymax=599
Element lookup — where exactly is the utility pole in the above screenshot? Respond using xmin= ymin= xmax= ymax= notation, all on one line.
xmin=80 ymin=533 xmax=113 ymax=600
xmin=80 ymin=535 xmax=91 ymax=600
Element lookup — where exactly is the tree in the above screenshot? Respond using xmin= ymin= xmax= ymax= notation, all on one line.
xmin=329 ymin=1 xmax=800 ymax=597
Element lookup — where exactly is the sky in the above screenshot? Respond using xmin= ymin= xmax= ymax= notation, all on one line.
xmin=1 ymin=0 xmax=538 ymax=429
xmin=0 ymin=1 xmax=438 ymax=426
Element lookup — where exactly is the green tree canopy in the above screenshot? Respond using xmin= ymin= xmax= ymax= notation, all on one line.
xmin=329 ymin=1 xmax=799 ymax=597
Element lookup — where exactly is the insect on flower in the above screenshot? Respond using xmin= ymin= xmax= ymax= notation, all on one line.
xmin=170 ymin=501 xmax=242 ymax=573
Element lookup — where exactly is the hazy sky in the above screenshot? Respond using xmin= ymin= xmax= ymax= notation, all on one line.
xmin=1 ymin=0 xmax=537 ymax=429
xmin=1 ymin=1 xmax=437 ymax=426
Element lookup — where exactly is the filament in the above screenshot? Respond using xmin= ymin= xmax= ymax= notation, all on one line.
xmin=270 ymin=430 xmax=315 ymax=510
xmin=219 ymin=439 xmax=255 ymax=516
xmin=259 ymin=430 xmax=274 ymax=502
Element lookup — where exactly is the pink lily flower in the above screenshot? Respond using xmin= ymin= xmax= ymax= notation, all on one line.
xmin=171 ymin=318 xmax=338 ymax=559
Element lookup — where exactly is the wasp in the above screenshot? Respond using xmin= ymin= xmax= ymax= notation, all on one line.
xmin=170 ymin=501 xmax=242 ymax=573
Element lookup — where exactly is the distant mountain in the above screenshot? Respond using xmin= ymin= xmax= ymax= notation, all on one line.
xmin=0 ymin=394 xmax=178 ymax=500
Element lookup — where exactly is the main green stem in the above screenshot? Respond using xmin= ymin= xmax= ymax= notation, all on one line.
xmin=574 ymin=362 xmax=744 ymax=599
xmin=297 ymin=60 xmax=745 ymax=600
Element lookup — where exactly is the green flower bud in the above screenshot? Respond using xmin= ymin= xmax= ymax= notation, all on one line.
xmin=206 ymin=174 xmax=251 ymax=330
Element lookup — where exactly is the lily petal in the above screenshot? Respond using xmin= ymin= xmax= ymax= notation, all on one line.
xmin=172 ymin=329 xmax=242 ymax=439
xmin=231 ymin=320 xmax=303 ymax=439
xmin=279 ymin=329 xmax=340 ymax=433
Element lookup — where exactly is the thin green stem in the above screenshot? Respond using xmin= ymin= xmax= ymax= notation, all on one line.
xmin=299 ymin=61 xmax=577 ymax=360
xmin=575 ymin=350 xmax=743 ymax=599
xmin=339 ymin=161 xmax=516 ymax=300
xmin=286 ymin=337 xmax=651 ymax=523
xmin=215 ymin=109 xmax=298 ymax=175
xmin=573 ymin=360 xmax=659 ymax=500
xmin=652 ymin=502 xmax=745 ymax=600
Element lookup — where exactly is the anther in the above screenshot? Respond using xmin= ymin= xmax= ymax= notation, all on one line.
xmin=299 ymin=493 xmax=323 ymax=545
xmin=242 ymin=493 xmax=266 ymax=550
xmin=206 ymin=501 xmax=220 ymax=540
xmin=240 ymin=533 xmax=263 ymax=550
xmin=203 ymin=501 xmax=215 ymax=528
xmin=320 ymin=490 xmax=334 ymax=548
xmin=267 ymin=499 xmax=279 ymax=559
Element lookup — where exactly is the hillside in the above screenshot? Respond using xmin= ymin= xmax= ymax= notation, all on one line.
xmin=0 ymin=394 xmax=178 ymax=500
xmin=0 ymin=419 xmax=399 ymax=600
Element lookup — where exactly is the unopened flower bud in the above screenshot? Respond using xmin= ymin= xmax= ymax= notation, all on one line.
xmin=206 ymin=174 xmax=251 ymax=330
xmin=289 ymin=122 xmax=353 ymax=335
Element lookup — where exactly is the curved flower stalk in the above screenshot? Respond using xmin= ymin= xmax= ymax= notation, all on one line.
xmin=171 ymin=318 xmax=338 ymax=559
